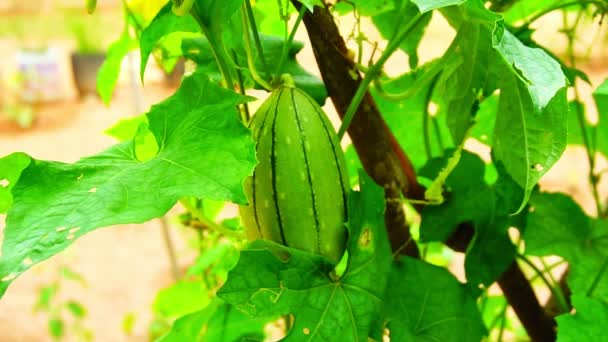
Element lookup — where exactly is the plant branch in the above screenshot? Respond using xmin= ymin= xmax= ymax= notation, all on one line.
xmin=291 ymin=3 xmax=557 ymax=340
xmin=337 ymin=12 xmax=425 ymax=139
xmin=291 ymin=1 xmax=422 ymax=258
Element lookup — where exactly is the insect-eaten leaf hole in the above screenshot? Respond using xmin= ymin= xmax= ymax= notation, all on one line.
xmin=358 ymin=228 xmax=372 ymax=248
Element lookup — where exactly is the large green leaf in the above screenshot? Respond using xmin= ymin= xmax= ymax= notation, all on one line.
xmin=556 ymin=294 xmax=608 ymax=342
xmin=0 ymin=74 xmax=256 ymax=298
xmin=0 ymin=153 xmax=31 ymax=213
xmin=218 ymin=172 xmax=391 ymax=341
xmin=493 ymin=76 xmax=567 ymax=211
xmin=383 ymin=257 xmax=486 ymax=341
xmin=525 ymin=192 xmax=608 ymax=301
xmin=438 ymin=0 xmax=568 ymax=211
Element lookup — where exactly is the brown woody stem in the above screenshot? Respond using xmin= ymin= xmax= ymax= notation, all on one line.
xmin=292 ymin=2 xmax=556 ymax=340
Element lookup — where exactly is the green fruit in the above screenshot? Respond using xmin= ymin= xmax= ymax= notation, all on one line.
xmin=240 ymin=85 xmax=349 ymax=263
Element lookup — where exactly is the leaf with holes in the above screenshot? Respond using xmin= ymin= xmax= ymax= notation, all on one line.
xmin=0 ymin=73 xmax=256 ymax=299
xmin=218 ymin=171 xmax=391 ymax=341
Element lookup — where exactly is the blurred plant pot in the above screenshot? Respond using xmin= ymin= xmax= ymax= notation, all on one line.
xmin=71 ymin=53 xmax=105 ymax=97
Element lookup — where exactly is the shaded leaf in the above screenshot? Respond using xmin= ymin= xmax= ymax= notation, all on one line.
xmin=525 ymin=192 xmax=608 ymax=301
xmin=384 ymin=257 xmax=486 ymax=341
xmin=556 ymin=294 xmax=608 ymax=342
xmin=420 ymin=151 xmax=521 ymax=286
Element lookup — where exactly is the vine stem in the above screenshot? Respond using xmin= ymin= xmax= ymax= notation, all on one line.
xmin=337 ymin=12 xmax=425 ymax=139
xmin=244 ymin=0 xmax=269 ymax=75
xmin=517 ymin=254 xmax=569 ymax=313
xmin=563 ymin=10 xmax=604 ymax=217
xmin=233 ymin=50 xmax=251 ymax=122
xmin=522 ymin=0 xmax=606 ymax=28
xmin=240 ymin=7 xmax=273 ymax=90
xmin=274 ymin=5 xmax=307 ymax=79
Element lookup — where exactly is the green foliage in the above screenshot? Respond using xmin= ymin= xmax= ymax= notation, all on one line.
xmin=159 ymin=299 xmax=270 ymax=342
xmin=219 ymin=172 xmax=391 ymax=340
xmin=419 ymin=151 xmax=522 ymax=286
xmin=525 ymin=192 xmax=608 ymax=301
xmin=0 ymin=74 xmax=256 ymax=297
xmin=383 ymin=257 xmax=486 ymax=341
xmin=556 ymin=294 xmax=608 ymax=341
xmin=1 ymin=0 xmax=606 ymax=340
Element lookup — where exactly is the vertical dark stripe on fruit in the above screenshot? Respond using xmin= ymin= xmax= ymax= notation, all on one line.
xmin=290 ymin=88 xmax=321 ymax=253
xmin=270 ymin=89 xmax=287 ymax=244
xmin=303 ymin=94 xmax=349 ymax=219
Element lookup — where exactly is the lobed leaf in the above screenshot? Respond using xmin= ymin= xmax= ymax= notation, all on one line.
xmin=0 ymin=74 xmax=256 ymax=299
xmin=383 ymin=257 xmax=486 ymax=341
xmin=218 ymin=171 xmax=391 ymax=341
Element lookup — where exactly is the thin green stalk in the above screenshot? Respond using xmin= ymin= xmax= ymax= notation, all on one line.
xmin=587 ymin=255 xmax=608 ymax=297
xmin=244 ymin=0 xmax=269 ymax=75
xmin=180 ymin=199 xmax=245 ymax=239
xmin=233 ymin=50 xmax=251 ymax=122
xmin=522 ymin=0 xmax=606 ymax=27
xmin=564 ymin=11 xmax=604 ymax=217
xmin=517 ymin=254 xmax=569 ymax=313
xmin=274 ymin=5 xmax=306 ymax=79
xmin=487 ymin=302 xmax=508 ymax=334
xmin=423 ymin=74 xmax=440 ymax=160
xmin=241 ymin=8 xmax=273 ymax=90
xmin=337 ymin=12 xmax=425 ymax=139
xmin=372 ymin=62 xmax=442 ymax=102
xmin=529 ymin=259 xmax=567 ymax=283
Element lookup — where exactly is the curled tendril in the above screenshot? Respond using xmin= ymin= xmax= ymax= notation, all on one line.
xmin=172 ymin=0 xmax=195 ymax=16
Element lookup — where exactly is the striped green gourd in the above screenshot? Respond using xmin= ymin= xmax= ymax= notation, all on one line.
xmin=239 ymin=85 xmax=349 ymax=263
